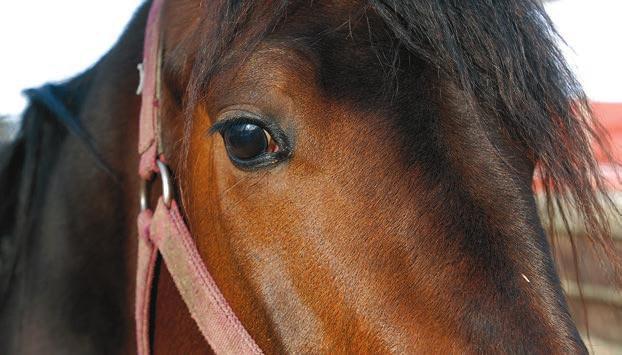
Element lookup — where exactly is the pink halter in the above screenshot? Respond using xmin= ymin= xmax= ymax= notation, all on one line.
xmin=135 ymin=0 xmax=263 ymax=353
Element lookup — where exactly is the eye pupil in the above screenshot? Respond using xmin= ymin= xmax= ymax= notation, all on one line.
xmin=223 ymin=123 xmax=269 ymax=160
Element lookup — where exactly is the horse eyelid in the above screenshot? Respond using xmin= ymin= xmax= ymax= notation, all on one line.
xmin=206 ymin=115 xmax=283 ymax=143
xmin=207 ymin=114 xmax=262 ymax=133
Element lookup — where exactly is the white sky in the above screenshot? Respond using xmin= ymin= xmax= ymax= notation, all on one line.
xmin=0 ymin=0 xmax=620 ymax=116
xmin=546 ymin=0 xmax=622 ymax=103
xmin=0 ymin=0 xmax=143 ymax=116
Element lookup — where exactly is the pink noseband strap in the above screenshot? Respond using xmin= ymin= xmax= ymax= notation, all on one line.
xmin=135 ymin=0 xmax=263 ymax=353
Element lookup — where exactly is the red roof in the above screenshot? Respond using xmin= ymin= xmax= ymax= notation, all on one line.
xmin=593 ymin=102 xmax=622 ymax=163
xmin=589 ymin=102 xmax=621 ymax=190
xmin=533 ymin=102 xmax=622 ymax=192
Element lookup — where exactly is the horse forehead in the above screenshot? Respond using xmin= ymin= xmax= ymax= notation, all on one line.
xmin=236 ymin=44 xmax=317 ymax=86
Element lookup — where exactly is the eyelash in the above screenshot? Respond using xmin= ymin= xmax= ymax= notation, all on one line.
xmin=208 ymin=114 xmax=293 ymax=169
xmin=208 ymin=116 xmax=271 ymax=137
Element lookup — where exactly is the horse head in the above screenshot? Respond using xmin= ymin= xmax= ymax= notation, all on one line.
xmin=2 ymin=0 xmax=618 ymax=353
xmin=150 ymin=0 xmax=615 ymax=352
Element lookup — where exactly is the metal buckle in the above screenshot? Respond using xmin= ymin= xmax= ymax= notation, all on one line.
xmin=136 ymin=63 xmax=145 ymax=95
xmin=140 ymin=159 xmax=173 ymax=211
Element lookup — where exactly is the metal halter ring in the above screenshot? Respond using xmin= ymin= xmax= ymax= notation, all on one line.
xmin=140 ymin=159 xmax=173 ymax=211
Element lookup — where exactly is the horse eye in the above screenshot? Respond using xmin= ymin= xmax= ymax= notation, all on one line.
xmin=223 ymin=123 xmax=272 ymax=161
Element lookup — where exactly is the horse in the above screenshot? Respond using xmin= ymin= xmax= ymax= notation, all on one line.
xmin=1 ymin=0 xmax=619 ymax=353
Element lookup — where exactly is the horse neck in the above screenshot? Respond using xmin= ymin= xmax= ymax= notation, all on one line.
xmin=0 ymin=4 xmax=150 ymax=354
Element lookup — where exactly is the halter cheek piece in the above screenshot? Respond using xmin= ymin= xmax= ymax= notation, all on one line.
xmin=134 ymin=0 xmax=263 ymax=353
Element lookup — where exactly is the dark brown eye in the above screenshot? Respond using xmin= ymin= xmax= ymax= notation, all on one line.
xmin=209 ymin=113 xmax=290 ymax=170
xmin=223 ymin=123 xmax=270 ymax=160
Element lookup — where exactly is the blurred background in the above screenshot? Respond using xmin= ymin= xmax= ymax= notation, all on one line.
xmin=0 ymin=0 xmax=621 ymax=353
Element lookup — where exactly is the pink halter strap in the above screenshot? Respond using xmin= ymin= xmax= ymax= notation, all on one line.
xmin=135 ymin=0 xmax=263 ymax=354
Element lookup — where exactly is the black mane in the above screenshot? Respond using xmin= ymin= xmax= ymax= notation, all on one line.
xmin=370 ymin=0 xmax=620 ymax=268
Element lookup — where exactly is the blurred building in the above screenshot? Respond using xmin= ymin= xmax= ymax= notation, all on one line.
xmin=549 ymin=102 xmax=622 ymax=354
